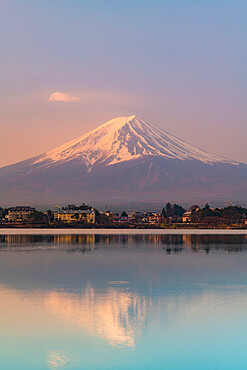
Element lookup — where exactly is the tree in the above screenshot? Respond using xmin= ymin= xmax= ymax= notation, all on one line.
xmin=31 ymin=210 xmax=48 ymax=223
xmin=166 ymin=203 xmax=171 ymax=212
xmin=173 ymin=204 xmax=185 ymax=217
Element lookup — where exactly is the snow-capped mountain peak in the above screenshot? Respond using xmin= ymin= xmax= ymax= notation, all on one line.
xmin=1 ymin=115 xmax=246 ymax=205
xmin=34 ymin=115 xmax=238 ymax=169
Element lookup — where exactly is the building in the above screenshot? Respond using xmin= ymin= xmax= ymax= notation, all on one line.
xmin=182 ymin=211 xmax=192 ymax=223
xmin=113 ymin=216 xmax=130 ymax=223
xmin=148 ymin=213 xmax=161 ymax=224
xmin=5 ymin=206 xmax=35 ymax=222
xmin=54 ymin=209 xmax=95 ymax=223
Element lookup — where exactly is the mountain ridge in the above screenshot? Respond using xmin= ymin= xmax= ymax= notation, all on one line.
xmin=0 ymin=115 xmax=246 ymax=205
xmin=30 ymin=115 xmax=239 ymax=171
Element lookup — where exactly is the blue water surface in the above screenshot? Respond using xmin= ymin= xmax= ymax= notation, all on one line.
xmin=0 ymin=233 xmax=247 ymax=369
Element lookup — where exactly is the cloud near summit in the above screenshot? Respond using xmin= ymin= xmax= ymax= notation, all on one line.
xmin=48 ymin=92 xmax=80 ymax=103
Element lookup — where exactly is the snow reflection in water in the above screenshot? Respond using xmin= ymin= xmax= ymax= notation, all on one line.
xmin=0 ymin=234 xmax=247 ymax=369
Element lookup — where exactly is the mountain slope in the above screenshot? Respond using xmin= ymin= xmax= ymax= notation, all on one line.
xmin=33 ymin=115 xmax=237 ymax=170
xmin=0 ymin=115 xmax=246 ymax=205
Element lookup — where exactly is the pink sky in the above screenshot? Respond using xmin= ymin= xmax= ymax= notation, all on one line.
xmin=1 ymin=0 xmax=246 ymax=167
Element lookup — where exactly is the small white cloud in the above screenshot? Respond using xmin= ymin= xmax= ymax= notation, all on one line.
xmin=48 ymin=92 xmax=80 ymax=103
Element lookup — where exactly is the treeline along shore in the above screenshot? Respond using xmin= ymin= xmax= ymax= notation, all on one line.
xmin=0 ymin=203 xmax=247 ymax=229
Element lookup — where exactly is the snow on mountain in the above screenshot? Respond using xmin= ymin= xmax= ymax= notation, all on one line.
xmin=1 ymin=115 xmax=246 ymax=205
xmin=34 ymin=115 xmax=238 ymax=170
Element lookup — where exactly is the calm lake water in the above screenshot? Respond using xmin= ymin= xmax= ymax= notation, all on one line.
xmin=1 ymin=232 xmax=247 ymax=369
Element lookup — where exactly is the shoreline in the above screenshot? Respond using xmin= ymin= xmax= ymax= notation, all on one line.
xmin=0 ymin=228 xmax=247 ymax=235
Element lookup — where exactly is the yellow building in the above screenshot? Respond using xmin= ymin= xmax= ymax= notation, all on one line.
xmin=6 ymin=206 xmax=35 ymax=222
xmin=182 ymin=211 xmax=192 ymax=223
xmin=54 ymin=209 xmax=95 ymax=223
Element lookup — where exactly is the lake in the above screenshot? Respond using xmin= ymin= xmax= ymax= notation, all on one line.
xmin=0 ymin=231 xmax=247 ymax=369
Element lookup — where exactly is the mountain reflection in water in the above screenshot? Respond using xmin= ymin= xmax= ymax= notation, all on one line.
xmin=45 ymin=286 xmax=149 ymax=348
xmin=1 ymin=233 xmax=247 ymax=369
xmin=0 ymin=283 xmax=149 ymax=348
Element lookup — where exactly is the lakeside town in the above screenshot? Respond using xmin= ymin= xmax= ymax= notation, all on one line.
xmin=1 ymin=203 xmax=247 ymax=229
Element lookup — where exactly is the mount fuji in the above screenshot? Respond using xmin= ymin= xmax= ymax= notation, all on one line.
xmin=0 ymin=115 xmax=246 ymax=205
